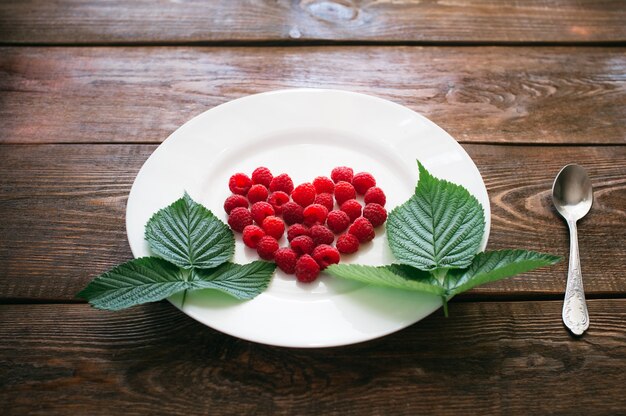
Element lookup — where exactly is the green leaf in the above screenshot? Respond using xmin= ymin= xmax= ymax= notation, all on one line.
xmin=77 ymin=258 xmax=276 ymax=310
xmin=76 ymin=257 xmax=194 ymax=311
xmin=386 ymin=161 xmax=485 ymax=271
xmin=193 ymin=261 xmax=276 ymax=300
xmin=145 ymin=192 xmax=234 ymax=269
xmin=446 ymin=250 xmax=561 ymax=295
xmin=325 ymin=264 xmax=446 ymax=296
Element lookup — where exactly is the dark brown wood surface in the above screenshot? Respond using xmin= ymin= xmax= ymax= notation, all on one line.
xmin=1 ymin=1 xmax=625 ymax=415
xmin=1 ymin=144 xmax=624 ymax=301
xmin=1 ymin=300 xmax=625 ymax=415
xmin=1 ymin=46 xmax=624 ymax=145
xmin=1 ymin=0 xmax=626 ymax=44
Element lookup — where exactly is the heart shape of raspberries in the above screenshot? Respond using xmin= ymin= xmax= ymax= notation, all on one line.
xmin=224 ymin=166 xmax=387 ymax=283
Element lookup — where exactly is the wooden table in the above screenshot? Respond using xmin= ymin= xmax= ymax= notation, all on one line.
xmin=1 ymin=1 xmax=625 ymax=414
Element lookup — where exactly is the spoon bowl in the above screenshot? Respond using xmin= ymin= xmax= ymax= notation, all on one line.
xmin=552 ymin=164 xmax=593 ymax=222
xmin=552 ymin=163 xmax=592 ymax=336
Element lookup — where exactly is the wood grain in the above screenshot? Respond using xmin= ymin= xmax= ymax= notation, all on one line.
xmin=1 ymin=46 xmax=625 ymax=145
xmin=1 ymin=0 xmax=625 ymax=44
xmin=1 ymin=300 xmax=625 ymax=415
xmin=1 ymin=144 xmax=624 ymax=301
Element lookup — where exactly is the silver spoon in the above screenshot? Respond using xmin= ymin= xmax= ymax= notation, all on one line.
xmin=552 ymin=164 xmax=593 ymax=335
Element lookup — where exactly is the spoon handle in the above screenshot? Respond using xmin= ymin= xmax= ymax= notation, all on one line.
xmin=562 ymin=219 xmax=589 ymax=335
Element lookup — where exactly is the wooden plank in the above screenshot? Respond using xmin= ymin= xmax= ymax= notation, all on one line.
xmin=0 ymin=46 xmax=624 ymax=145
xmin=1 ymin=0 xmax=625 ymax=44
xmin=1 ymin=300 xmax=625 ymax=415
xmin=0 ymin=144 xmax=624 ymax=301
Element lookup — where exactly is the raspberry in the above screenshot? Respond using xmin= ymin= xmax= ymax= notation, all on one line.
xmin=364 ymin=186 xmax=386 ymax=207
xmin=310 ymin=225 xmax=334 ymax=246
xmin=314 ymin=192 xmax=334 ymax=212
xmin=242 ymin=225 xmax=265 ymax=249
xmin=261 ymin=215 xmax=285 ymax=239
xmin=295 ymin=254 xmax=320 ymax=283
xmin=336 ymin=233 xmax=360 ymax=254
xmin=282 ymin=201 xmax=304 ymax=225
xmin=247 ymin=184 xmax=269 ymax=204
xmin=269 ymin=173 xmax=294 ymax=195
xmin=274 ymin=248 xmax=298 ymax=274
xmin=313 ymin=176 xmax=335 ymax=194
xmin=290 ymin=235 xmax=315 ymax=256
xmin=251 ymin=166 xmax=273 ymax=188
xmin=223 ymin=194 xmax=248 ymax=214
xmin=312 ymin=244 xmax=340 ymax=269
xmin=352 ymin=172 xmax=376 ymax=195
xmin=326 ymin=210 xmax=351 ymax=234
xmin=227 ymin=207 xmax=252 ymax=232
xmin=229 ymin=173 xmax=252 ymax=195
xmin=250 ymin=201 xmax=275 ymax=225
xmin=256 ymin=236 xmax=279 ymax=260
xmin=292 ymin=182 xmax=316 ymax=207
xmin=363 ymin=203 xmax=388 ymax=228
xmin=334 ymin=181 xmax=356 ymax=205
xmin=303 ymin=204 xmax=329 ymax=226
xmin=268 ymin=191 xmax=290 ymax=215
xmin=287 ymin=223 xmax=310 ymax=242
xmin=331 ymin=166 xmax=354 ymax=184
xmin=340 ymin=199 xmax=362 ymax=222
xmin=349 ymin=217 xmax=375 ymax=243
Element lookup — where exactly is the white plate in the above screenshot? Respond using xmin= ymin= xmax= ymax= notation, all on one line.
xmin=127 ymin=89 xmax=491 ymax=348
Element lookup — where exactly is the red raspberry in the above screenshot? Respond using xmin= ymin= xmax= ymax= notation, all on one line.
xmin=267 ymin=191 xmax=290 ymax=215
xmin=274 ymin=248 xmax=298 ymax=274
xmin=303 ymin=204 xmax=329 ymax=226
xmin=363 ymin=203 xmax=388 ymax=228
xmin=295 ymin=254 xmax=320 ymax=283
xmin=251 ymin=166 xmax=273 ymax=188
xmin=336 ymin=233 xmax=360 ymax=254
xmin=352 ymin=172 xmax=376 ymax=195
xmin=227 ymin=207 xmax=252 ymax=232
xmin=310 ymin=225 xmax=334 ymax=246
xmin=290 ymin=235 xmax=315 ymax=256
xmin=256 ymin=235 xmax=279 ymax=260
xmin=228 ymin=173 xmax=252 ymax=195
xmin=282 ymin=202 xmax=304 ymax=225
xmin=250 ymin=201 xmax=275 ymax=225
xmin=287 ymin=224 xmax=310 ymax=242
xmin=242 ymin=225 xmax=265 ymax=249
xmin=247 ymin=184 xmax=269 ymax=204
xmin=314 ymin=192 xmax=334 ymax=212
xmin=292 ymin=182 xmax=316 ymax=207
xmin=262 ymin=216 xmax=285 ymax=239
xmin=349 ymin=217 xmax=375 ymax=243
xmin=331 ymin=166 xmax=354 ymax=184
xmin=312 ymin=244 xmax=340 ymax=269
xmin=334 ymin=181 xmax=356 ymax=205
xmin=326 ymin=210 xmax=351 ymax=234
xmin=313 ymin=176 xmax=335 ymax=194
xmin=223 ymin=194 xmax=248 ymax=214
xmin=364 ymin=186 xmax=386 ymax=207
xmin=269 ymin=173 xmax=294 ymax=195
xmin=340 ymin=199 xmax=362 ymax=222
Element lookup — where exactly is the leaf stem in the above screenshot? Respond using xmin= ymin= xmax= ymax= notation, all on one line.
xmin=441 ymin=296 xmax=449 ymax=317
xmin=433 ymin=268 xmax=448 ymax=285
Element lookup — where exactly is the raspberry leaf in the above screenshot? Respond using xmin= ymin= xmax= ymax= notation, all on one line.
xmin=192 ymin=261 xmax=276 ymax=300
xmin=145 ymin=192 xmax=234 ymax=269
xmin=386 ymin=161 xmax=485 ymax=271
xmin=77 ymin=258 xmax=276 ymax=310
xmin=77 ymin=257 xmax=197 ymax=311
xmin=446 ymin=250 xmax=561 ymax=295
xmin=325 ymin=264 xmax=446 ymax=296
